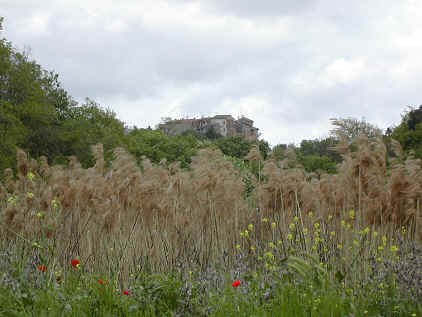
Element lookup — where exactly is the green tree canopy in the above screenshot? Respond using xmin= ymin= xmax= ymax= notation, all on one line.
xmin=0 ymin=22 xmax=72 ymax=170
xmin=299 ymin=137 xmax=342 ymax=163
xmin=214 ymin=136 xmax=252 ymax=159
xmin=391 ymin=105 xmax=422 ymax=159
xmin=125 ymin=128 xmax=199 ymax=168
xmin=0 ymin=20 xmax=125 ymax=171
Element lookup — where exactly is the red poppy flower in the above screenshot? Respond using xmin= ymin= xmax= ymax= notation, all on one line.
xmin=123 ymin=290 xmax=130 ymax=296
xmin=71 ymin=259 xmax=80 ymax=268
xmin=232 ymin=280 xmax=242 ymax=287
xmin=98 ymin=279 xmax=105 ymax=284
xmin=37 ymin=265 xmax=47 ymax=272
xmin=56 ymin=276 xmax=61 ymax=282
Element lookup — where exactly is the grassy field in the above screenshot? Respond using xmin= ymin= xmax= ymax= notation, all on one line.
xmin=0 ymin=138 xmax=421 ymax=316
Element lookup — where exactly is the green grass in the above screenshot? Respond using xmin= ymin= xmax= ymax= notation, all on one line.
xmin=0 ymin=241 xmax=420 ymax=317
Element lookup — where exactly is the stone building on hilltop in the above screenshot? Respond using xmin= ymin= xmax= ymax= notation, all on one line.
xmin=158 ymin=115 xmax=259 ymax=140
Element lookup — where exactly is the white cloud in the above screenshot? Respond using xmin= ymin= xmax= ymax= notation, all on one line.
xmin=320 ymin=58 xmax=366 ymax=87
xmin=18 ymin=11 xmax=51 ymax=36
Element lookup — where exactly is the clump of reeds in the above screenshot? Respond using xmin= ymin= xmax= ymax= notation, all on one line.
xmin=0 ymin=136 xmax=421 ymax=284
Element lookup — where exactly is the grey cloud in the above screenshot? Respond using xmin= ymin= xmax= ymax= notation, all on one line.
xmin=1 ymin=0 xmax=420 ymax=145
xmin=199 ymin=0 xmax=317 ymax=18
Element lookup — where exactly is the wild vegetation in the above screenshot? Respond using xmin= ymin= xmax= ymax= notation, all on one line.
xmin=1 ymin=136 xmax=422 ymax=315
xmin=1 ymin=16 xmax=422 ymax=316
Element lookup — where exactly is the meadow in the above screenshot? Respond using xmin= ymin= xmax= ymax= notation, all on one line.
xmin=0 ymin=136 xmax=421 ymax=316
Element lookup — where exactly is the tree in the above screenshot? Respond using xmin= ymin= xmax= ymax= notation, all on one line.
xmin=391 ymin=106 xmax=422 ymax=159
xmin=299 ymin=137 xmax=342 ymax=163
xmin=214 ymin=136 xmax=252 ymax=159
xmin=125 ymin=128 xmax=198 ymax=168
xmin=0 ymin=21 xmax=78 ymax=169
xmin=330 ymin=117 xmax=382 ymax=140
xmin=401 ymin=105 xmax=422 ymax=131
xmin=57 ymin=99 xmax=126 ymax=167
xmin=297 ymin=153 xmax=337 ymax=174
xmin=255 ymin=139 xmax=271 ymax=160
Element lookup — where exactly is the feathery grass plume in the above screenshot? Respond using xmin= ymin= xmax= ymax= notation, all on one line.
xmin=4 ymin=168 xmax=15 ymax=193
xmin=245 ymin=144 xmax=263 ymax=162
xmin=16 ymin=148 xmax=29 ymax=177
xmin=1 ymin=138 xmax=421 ymax=282
xmin=4 ymin=204 xmax=19 ymax=227
xmin=0 ymin=182 xmax=6 ymax=203
xmin=92 ymin=143 xmax=105 ymax=175
xmin=38 ymin=156 xmax=50 ymax=177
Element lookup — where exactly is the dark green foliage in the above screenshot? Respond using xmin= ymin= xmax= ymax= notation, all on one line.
xmin=214 ymin=136 xmax=252 ymax=159
xmin=0 ymin=23 xmax=126 ymax=171
xmin=58 ymin=98 xmax=126 ymax=167
xmin=0 ymin=30 xmax=68 ymax=171
xmin=271 ymin=140 xmax=338 ymax=174
xmin=125 ymin=128 xmax=199 ymax=168
xmin=256 ymin=139 xmax=270 ymax=160
xmin=297 ymin=153 xmax=337 ymax=174
xmin=204 ymin=125 xmax=223 ymax=140
xmin=299 ymin=137 xmax=342 ymax=163
xmin=293 ymin=137 xmax=340 ymax=174
xmin=391 ymin=106 xmax=422 ymax=159
xmin=404 ymin=105 xmax=422 ymax=130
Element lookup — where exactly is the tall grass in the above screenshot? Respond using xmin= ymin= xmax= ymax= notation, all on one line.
xmin=0 ymin=137 xmax=421 ymax=315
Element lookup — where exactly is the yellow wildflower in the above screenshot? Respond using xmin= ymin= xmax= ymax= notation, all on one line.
xmin=264 ymin=251 xmax=274 ymax=261
xmin=382 ymin=235 xmax=387 ymax=246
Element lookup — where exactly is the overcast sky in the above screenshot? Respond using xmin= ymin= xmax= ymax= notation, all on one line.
xmin=2 ymin=0 xmax=422 ymax=145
